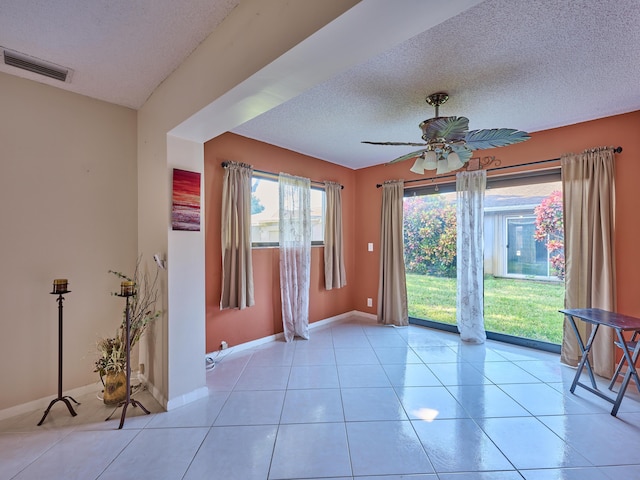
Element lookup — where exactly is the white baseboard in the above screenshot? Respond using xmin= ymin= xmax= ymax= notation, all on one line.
xmin=312 ymin=310 xmax=375 ymax=328
xmin=137 ymin=372 xmax=167 ymax=409
xmin=353 ymin=310 xmax=377 ymax=321
xmin=206 ymin=332 xmax=284 ymax=360
xmin=165 ymin=386 xmax=209 ymax=411
xmin=205 ymin=310 xmax=376 ymax=359
xmin=0 ymin=382 xmax=102 ymax=422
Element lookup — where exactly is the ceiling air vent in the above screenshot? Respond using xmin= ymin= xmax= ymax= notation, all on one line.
xmin=3 ymin=48 xmax=70 ymax=82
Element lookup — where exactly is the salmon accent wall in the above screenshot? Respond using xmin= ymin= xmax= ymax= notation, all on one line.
xmin=353 ymin=111 xmax=640 ymax=356
xmin=206 ymin=111 xmax=640 ymax=359
xmin=204 ymin=133 xmax=356 ymax=353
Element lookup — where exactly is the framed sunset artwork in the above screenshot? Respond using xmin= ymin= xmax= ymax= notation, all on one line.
xmin=171 ymin=169 xmax=201 ymax=231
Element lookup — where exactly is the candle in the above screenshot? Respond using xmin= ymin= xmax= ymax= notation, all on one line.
xmin=121 ymin=281 xmax=135 ymax=296
xmin=53 ymin=279 xmax=68 ymax=293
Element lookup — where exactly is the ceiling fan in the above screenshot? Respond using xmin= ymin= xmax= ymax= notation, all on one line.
xmin=363 ymin=92 xmax=531 ymax=175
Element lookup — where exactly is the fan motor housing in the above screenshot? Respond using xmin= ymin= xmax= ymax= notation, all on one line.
xmin=425 ymin=92 xmax=449 ymax=108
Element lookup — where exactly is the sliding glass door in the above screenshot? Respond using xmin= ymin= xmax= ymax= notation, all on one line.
xmin=404 ymin=192 xmax=457 ymax=328
xmin=404 ymin=173 xmax=565 ymax=347
xmin=483 ymin=180 xmax=565 ymax=345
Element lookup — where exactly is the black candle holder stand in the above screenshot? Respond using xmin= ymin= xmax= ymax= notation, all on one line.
xmin=106 ymin=291 xmax=150 ymax=429
xmin=37 ymin=291 xmax=80 ymax=426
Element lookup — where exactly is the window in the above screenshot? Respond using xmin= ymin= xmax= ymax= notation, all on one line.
xmin=403 ymin=169 xmax=565 ymax=349
xmin=505 ymin=215 xmax=551 ymax=277
xmin=251 ymin=175 xmax=325 ymax=246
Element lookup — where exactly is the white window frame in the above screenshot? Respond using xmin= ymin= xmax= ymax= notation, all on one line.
xmin=250 ymin=173 xmax=325 ymax=247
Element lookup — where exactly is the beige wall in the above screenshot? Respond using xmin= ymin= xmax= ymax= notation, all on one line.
xmin=0 ymin=72 xmax=137 ymax=412
xmin=0 ymin=0 xmax=365 ymax=413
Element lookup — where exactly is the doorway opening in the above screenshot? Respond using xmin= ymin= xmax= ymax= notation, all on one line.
xmin=403 ymin=170 xmax=564 ymax=351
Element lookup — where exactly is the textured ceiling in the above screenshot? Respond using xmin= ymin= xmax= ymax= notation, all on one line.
xmin=2 ymin=0 xmax=639 ymax=170
xmin=233 ymin=0 xmax=640 ymax=169
xmin=0 ymin=0 xmax=240 ymax=108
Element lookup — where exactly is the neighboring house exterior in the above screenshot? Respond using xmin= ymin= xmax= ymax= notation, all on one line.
xmin=251 ymin=177 xmax=325 ymax=245
xmin=484 ymin=183 xmax=561 ymax=280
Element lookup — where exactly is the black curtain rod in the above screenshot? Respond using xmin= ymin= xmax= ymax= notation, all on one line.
xmin=221 ymin=162 xmax=343 ymax=189
xmin=376 ymin=146 xmax=623 ymax=188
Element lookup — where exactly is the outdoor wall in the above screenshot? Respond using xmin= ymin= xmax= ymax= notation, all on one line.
xmin=353 ymin=110 xmax=640 ymax=322
xmin=0 ymin=72 xmax=137 ymax=413
xmin=204 ymin=133 xmax=356 ymax=352
xmin=484 ymin=207 xmax=539 ymax=278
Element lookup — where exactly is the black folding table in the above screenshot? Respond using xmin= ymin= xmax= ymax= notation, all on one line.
xmin=560 ymin=308 xmax=640 ymax=416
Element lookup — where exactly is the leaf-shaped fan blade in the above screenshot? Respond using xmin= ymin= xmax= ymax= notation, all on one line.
xmin=464 ymin=129 xmax=530 ymax=151
xmin=362 ymin=141 xmax=428 ymax=147
xmin=420 ymin=116 xmax=469 ymax=141
xmin=386 ymin=148 xmax=429 ymax=164
xmin=450 ymin=145 xmax=474 ymax=164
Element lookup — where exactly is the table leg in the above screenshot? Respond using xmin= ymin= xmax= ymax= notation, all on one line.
xmin=569 ymin=316 xmax=599 ymax=393
xmin=609 ymin=331 xmax=640 ymax=393
xmin=611 ymin=329 xmax=640 ymax=416
xmin=631 ymin=334 xmax=640 ymax=393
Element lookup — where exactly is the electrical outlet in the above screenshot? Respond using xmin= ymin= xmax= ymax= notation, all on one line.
xmin=367 ymin=298 xmax=373 ymax=307
xmin=220 ymin=340 xmax=228 ymax=350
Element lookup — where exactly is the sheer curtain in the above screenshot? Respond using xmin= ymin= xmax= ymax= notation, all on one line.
xmin=324 ymin=181 xmax=346 ymax=290
xmin=377 ymin=180 xmax=408 ymax=326
xmin=456 ymin=170 xmax=486 ymax=343
xmin=220 ymin=161 xmax=254 ymax=309
xmin=561 ymin=147 xmax=616 ymax=377
xmin=279 ymin=173 xmax=311 ymax=342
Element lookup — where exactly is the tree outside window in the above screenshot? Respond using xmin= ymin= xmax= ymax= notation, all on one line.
xmin=534 ymin=190 xmax=564 ymax=279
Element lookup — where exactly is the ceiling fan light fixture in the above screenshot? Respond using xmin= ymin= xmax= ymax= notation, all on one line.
xmin=363 ymin=91 xmax=530 ymax=176
xmin=423 ymin=150 xmax=438 ymax=170
xmin=409 ymin=155 xmax=426 ymax=174
xmin=436 ymin=157 xmax=450 ymax=175
xmin=447 ymin=151 xmax=464 ymax=171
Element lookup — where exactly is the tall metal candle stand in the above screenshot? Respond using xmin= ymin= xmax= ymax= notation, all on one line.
xmin=38 ymin=283 xmax=80 ymax=426
xmin=106 ymin=283 xmax=150 ymax=429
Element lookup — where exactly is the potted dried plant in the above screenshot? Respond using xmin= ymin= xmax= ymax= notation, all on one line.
xmin=95 ymin=257 xmax=161 ymax=405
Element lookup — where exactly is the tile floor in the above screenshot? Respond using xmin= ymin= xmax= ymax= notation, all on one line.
xmin=2 ymin=315 xmax=640 ymax=479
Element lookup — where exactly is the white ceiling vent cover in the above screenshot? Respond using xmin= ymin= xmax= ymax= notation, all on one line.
xmin=3 ymin=48 xmax=72 ymax=82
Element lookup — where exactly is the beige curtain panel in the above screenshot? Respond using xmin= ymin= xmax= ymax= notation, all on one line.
xmin=561 ymin=147 xmax=616 ymax=377
xmin=324 ymin=181 xmax=347 ymax=290
xmin=377 ymin=180 xmax=408 ymax=326
xmin=220 ymin=161 xmax=255 ymax=310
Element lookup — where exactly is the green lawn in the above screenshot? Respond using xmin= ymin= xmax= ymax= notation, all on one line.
xmin=406 ymin=273 xmax=565 ymax=344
